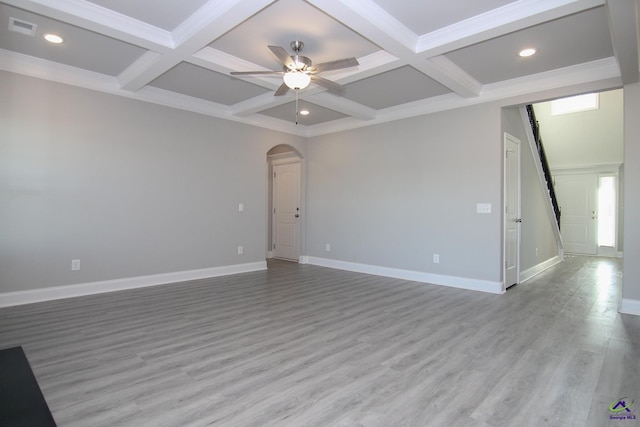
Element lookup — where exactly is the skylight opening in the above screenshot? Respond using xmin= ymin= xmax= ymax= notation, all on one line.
xmin=551 ymin=93 xmax=599 ymax=115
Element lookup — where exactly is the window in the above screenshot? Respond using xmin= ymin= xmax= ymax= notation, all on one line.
xmin=551 ymin=93 xmax=599 ymax=115
xmin=598 ymin=176 xmax=616 ymax=248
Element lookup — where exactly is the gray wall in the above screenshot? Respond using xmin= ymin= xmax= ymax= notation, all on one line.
xmin=306 ymin=104 xmax=502 ymax=282
xmin=501 ymin=107 xmax=559 ymax=273
xmin=0 ymin=71 xmax=306 ymax=292
xmin=623 ymin=82 xmax=640 ymax=301
xmin=2 ymin=70 xmax=639 ymax=307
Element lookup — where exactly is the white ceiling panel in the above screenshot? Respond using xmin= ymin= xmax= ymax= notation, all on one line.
xmin=0 ymin=0 xmax=636 ymax=136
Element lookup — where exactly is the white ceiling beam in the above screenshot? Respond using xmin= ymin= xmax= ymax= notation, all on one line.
xmin=606 ymin=0 xmax=640 ymax=84
xmin=307 ymin=0 xmax=417 ymax=55
xmin=318 ymin=51 xmax=401 ymax=84
xmin=416 ymin=56 xmax=483 ymax=98
xmin=307 ymin=0 xmax=483 ymax=99
xmin=307 ymin=58 xmax=621 ymax=137
xmin=0 ymin=48 xmax=119 ymax=92
xmin=228 ymin=85 xmax=377 ymax=121
xmin=306 ymin=92 xmax=377 ymax=121
xmin=229 ymin=92 xmax=291 ymax=117
xmin=119 ymin=0 xmax=275 ymax=91
xmin=417 ymin=0 xmax=606 ymax=57
xmin=171 ymin=0 xmax=275 ymax=51
xmin=190 ymin=47 xmax=284 ymax=92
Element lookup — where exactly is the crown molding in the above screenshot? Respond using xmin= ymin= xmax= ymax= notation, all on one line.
xmin=1 ymin=48 xmax=622 ymax=139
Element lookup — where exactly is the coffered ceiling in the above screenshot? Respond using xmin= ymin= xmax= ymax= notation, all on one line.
xmin=1 ymin=0 xmax=638 ymax=136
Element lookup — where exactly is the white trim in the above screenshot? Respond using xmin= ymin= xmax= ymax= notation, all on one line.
xmin=551 ymin=163 xmax=623 ymax=175
xmin=520 ymin=255 xmax=563 ymax=283
xmin=620 ymin=299 xmax=640 ymax=316
xmin=268 ymin=152 xmax=303 ymax=164
xmin=597 ymin=246 xmax=619 ymax=258
xmin=0 ymin=261 xmax=267 ymax=308
xmin=305 ymin=257 xmax=504 ymax=294
xmin=0 ymin=45 xmax=620 ymax=139
xmin=504 ymin=132 xmax=522 ymax=287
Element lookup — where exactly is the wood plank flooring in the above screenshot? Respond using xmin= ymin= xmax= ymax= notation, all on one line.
xmin=0 ymin=256 xmax=638 ymax=426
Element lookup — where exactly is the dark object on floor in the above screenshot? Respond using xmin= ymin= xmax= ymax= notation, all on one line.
xmin=0 ymin=346 xmax=56 ymax=426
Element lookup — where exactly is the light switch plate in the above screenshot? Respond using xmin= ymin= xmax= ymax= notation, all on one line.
xmin=477 ymin=203 xmax=492 ymax=214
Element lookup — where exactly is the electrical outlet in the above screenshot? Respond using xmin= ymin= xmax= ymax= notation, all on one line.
xmin=71 ymin=259 xmax=81 ymax=271
xmin=237 ymin=246 xmax=244 ymax=255
xmin=238 ymin=203 xmax=244 ymax=212
xmin=325 ymin=243 xmax=331 ymax=252
xmin=433 ymin=254 xmax=440 ymax=264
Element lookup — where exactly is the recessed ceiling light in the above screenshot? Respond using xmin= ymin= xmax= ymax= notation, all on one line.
xmin=519 ymin=48 xmax=536 ymax=57
xmin=44 ymin=33 xmax=63 ymax=44
xmin=299 ymin=109 xmax=310 ymax=116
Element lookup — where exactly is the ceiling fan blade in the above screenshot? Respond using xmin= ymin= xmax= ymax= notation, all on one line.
xmin=311 ymin=57 xmax=359 ymax=73
xmin=230 ymin=71 xmax=283 ymax=75
xmin=268 ymin=46 xmax=295 ymax=70
xmin=311 ymin=75 xmax=345 ymax=94
xmin=274 ymin=82 xmax=290 ymax=96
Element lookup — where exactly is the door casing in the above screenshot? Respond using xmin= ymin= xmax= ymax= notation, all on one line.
xmin=504 ymin=133 xmax=521 ymax=289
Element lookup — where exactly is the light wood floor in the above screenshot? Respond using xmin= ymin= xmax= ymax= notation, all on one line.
xmin=1 ymin=256 xmax=638 ymax=427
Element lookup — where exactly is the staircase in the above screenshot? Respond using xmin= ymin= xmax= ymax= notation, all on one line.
xmin=525 ymin=104 xmax=561 ymax=230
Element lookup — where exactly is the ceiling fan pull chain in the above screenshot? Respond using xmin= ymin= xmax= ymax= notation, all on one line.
xmin=295 ymin=89 xmax=299 ymax=125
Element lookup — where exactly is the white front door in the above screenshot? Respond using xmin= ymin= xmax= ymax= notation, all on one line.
xmin=504 ymin=133 xmax=521 ymax=289
xmin=554 ymin=173 xmax=598 ymax=254
xmin=273 ymin=162 xmax=301 ymax=261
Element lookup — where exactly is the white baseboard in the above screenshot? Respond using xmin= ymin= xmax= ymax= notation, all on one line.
xmin=305 ymin=257 xmax=504 ymax=294
xmin=520 ymin=255 xmax=563 ymax=283
xmin=620 ymin=298 xmax=640 ymax=316
xmin=0 ymin=261 xmax=267 ymax=308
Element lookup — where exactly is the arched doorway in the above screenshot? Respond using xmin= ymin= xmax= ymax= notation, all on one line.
xmin=267 ymin=145 xmax=304 ymax=262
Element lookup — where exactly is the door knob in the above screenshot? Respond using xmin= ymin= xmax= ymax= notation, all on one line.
xmin=515 ymin=218 xmax=522 ymax=223
xmin=295 ymin=214 xmax=299 ymax=218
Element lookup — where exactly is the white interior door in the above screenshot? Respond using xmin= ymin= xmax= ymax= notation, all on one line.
xmin=554 ymin=173 xmax=597 ymax=254
xmin=504 ymin=133 xmax=521 ymax=289
xmin=273 ymin=162 xmax=301 ymax=261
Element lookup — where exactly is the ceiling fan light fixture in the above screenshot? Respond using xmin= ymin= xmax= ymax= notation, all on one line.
xmin=283 ymin=72 xmax=311 ymax=90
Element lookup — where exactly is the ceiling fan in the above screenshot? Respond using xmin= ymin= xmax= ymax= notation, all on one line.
xmin=230 ymin=41 xmax=359 ymax=96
